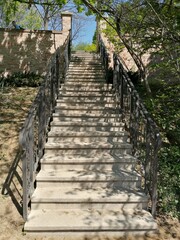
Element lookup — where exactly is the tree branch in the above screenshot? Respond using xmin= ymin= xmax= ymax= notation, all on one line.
xmin=13 ymin=0 xmax=60 ymax=6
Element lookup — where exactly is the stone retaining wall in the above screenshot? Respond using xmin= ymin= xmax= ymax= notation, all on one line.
xmin=0 ymin=12 xmax=72 ymax=77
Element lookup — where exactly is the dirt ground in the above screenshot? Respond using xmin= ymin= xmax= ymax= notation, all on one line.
xmin=0 ymin=87 xmax=180 ymax=240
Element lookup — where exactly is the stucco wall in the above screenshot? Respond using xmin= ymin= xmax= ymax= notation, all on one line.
xmin=0 ymin=28 xmax=70 ymax=77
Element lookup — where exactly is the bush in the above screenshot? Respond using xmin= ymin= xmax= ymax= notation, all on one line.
xmin=158 ymin=146 xmax=180 ymax=218
xmin=136 ymin=80 xmax=180 ymax=218
xmin=0 ymin=72 xmax=42 ymax=88
xmin=72 ymin=42 xmax=97 ymax=52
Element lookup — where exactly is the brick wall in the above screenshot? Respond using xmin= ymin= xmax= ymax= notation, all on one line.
xmin=0 ymin=12 xmax=72 ymax=77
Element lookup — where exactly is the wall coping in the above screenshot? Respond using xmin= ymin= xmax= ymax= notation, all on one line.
xmin=0 ymin=28 xmax=65 ymax=35
xmin=61 ymin=11 xmax=73 ymax=16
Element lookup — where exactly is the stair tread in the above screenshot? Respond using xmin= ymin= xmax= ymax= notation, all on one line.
xmin=53 ymin=113 xmax=121 ymax=117
xmin=54 ymin=108 xmax=119 ymax=112
xmin=32 ymin=186 xmax=147 ymax=202
xmin=55 ymin=106 xmax=118 ymax=110
xmin=42 ymin=152 xmax=136 ymax=163
xmin=45 ymin=141 xmax=132 ymax=149
xmin=36 ymin=169 xmax=141 ymax=181
xmin=24 ymin=209 xmax=157 ymax=231
xmin=50 ymin=121 xmax=124 ymax=126
xmin=48 ymin=131 xmax=128 ymax=137
xmin=56 ymin=100 xmax=117 ymax=104
xmin=59 ymin=94 xmax=115 ymax=97
xmin=61 ymin=89 xmax=112 ymax=92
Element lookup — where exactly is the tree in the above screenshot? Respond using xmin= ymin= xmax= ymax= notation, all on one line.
xmin=78 ymin=0 xmax=180 ymax=93
xmin=0 ymin=1 xmax=42 ymax=29
xmin=0 ymin=0 xmax=69 ymax=29
xmin=1 ymin=0 xmax=179 ymax=88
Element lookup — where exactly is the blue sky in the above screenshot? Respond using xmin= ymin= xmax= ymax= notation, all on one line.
xmin=72 ymin=14 xmax=97 ymax=46
xmin=62 ymin=1 xmax=97 ymax=46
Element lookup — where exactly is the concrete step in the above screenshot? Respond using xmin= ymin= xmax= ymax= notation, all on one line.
xmin=51 ymin=114 xmax=122 ymax=123
xmin=65 ymin=79 xmax=106 ymax=83
xmin=58 ymin=94 xmax=115 ymax=100
xmin=71 ymin=55 xmax=100 ymax=59
xmin=68 ymin=64 xmax=103 ymax=68
xmin=66 ymin=69 xmax=105 ymax=73
xmin=47 ymin=137 xmax=128 ymax=144
xmin=66 ymin=72 xmax=105 ymax=76
xmin=70 ymin=62 xmax=102 ymax=67
xmin=36 ymin=169 xmax=141 ymax=188
xmin=48 ymin=130 xmax=128 ymax=137
xmin=44 ymin=140 xmax=132 ymax=148
xmin=44 ymin=142 xmax=132 ymax=155
xmin=69 ymin=63 xmax=103 ymax=68
xmin=47 ymin=130 xmax=128 ymax=143
xmin=40 ymin=153 xmax=136 ymax=171
xmin=31 ymin=187 xmax=148 ymax=210
xmin=59 ymin=91 xmax=114 ymax=97
xmin=56 ymin=99 xmax=117 ymax=105
xmin=55 ymin=103 xmax=118 ymax=108
xmin=66 ymin=76 xmax=105 ymax=81
xmin=63 ymin=80 xmax=109 ymax=85
xmin=60 ymin=88 xmax=112 ymax=93
xmin=62 ymin=82 xmax=109 ymax=88
xmin=57 ymin=99 xmax=117 ymax=105
xmin=70 ymin=58 xmax=100 ymax=62
xmin=60 ymin=89 xmax=113 ymax=95
xmin=24 ymin=209 xmax=157 ymax=234
xmin=71 ymin=54 xmax=100 ymax=58
xmin=61 ymin=85 xmax=112 ymax=91
xmin=69 ymin=58 xmax=101 ymax=62
xmin=53 ymin=108 xmax=121 ymax=115
xmin=50 ymin=121 xmax=125 ymax=132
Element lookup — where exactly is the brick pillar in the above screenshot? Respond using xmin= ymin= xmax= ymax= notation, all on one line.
xmin=61 ymin=12 xmax=72 ymax=32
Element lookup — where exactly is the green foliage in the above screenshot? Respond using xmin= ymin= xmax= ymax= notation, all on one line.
xmin=84 ymin=43 xmax=96 ymax=52
xmin=142 ymin=82 xmax=180 ymax=145
xmin=103 ymin=25 xmax=125 ymax=53
xmin=73 ymin=42 xmax=97 ymax=52
xmin=92 ymin=29 xmax=97 ymax=44
xmin=0 ymin=2 xmax=42 ymax=29
xmin=137 ymin=79 xmax=180 ymax=218
xmin=0 ymin=0 xmax=70 ymax=29
xmin=158 ymin=146 xmax=180 ymax=218
xmin=17 ymin=6 xmax=42 ymax=30
xmin=0 ymin=72 xmax=42 ymax=88
xmin=0 ymin=0 xmax=19 ymax=25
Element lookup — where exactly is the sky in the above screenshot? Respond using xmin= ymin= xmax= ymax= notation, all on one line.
xmin=72 ymin=14 xmax=97 ymax=46
xmin=35 ymin=0 xmax=97 ymax=46
xmin=61 ymin=1 xmax=97 ymax=46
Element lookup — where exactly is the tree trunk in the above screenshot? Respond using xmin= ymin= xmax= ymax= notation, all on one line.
xmin=116 ymin=23 xmax=152 ymax=94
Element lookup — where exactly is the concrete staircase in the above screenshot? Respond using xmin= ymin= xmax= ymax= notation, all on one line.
xmin=24 ymin=51 xmax=157 ymax=237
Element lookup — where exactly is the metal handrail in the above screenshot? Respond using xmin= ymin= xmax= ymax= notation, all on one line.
xmin=19 ymin=34 xmax=71 ymax=220
xmin=98 ymin=35 xmax=161 ymax=217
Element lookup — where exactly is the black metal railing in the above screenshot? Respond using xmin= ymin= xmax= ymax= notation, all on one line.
xmin=98 ymin=35 xmax=161 ymax=217
xmin=19 ymin=34 xmax=71 ymax=220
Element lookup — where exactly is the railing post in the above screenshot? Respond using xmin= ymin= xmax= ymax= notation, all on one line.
xmin=113 ymin=53 xmax=118 ymax=92
xmin=152 ymin=132 xmax=161 ymax=217
xmin=22 ymin=149 xmax=28 ymax=220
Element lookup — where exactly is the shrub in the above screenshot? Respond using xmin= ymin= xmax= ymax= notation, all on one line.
xmin=136 ymin=80 xmax=180 ymax=218
xmin=0 ymin=72 xmax=42 ymax=89
xmin=158 ymin=146 xmax=180 ymax=218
